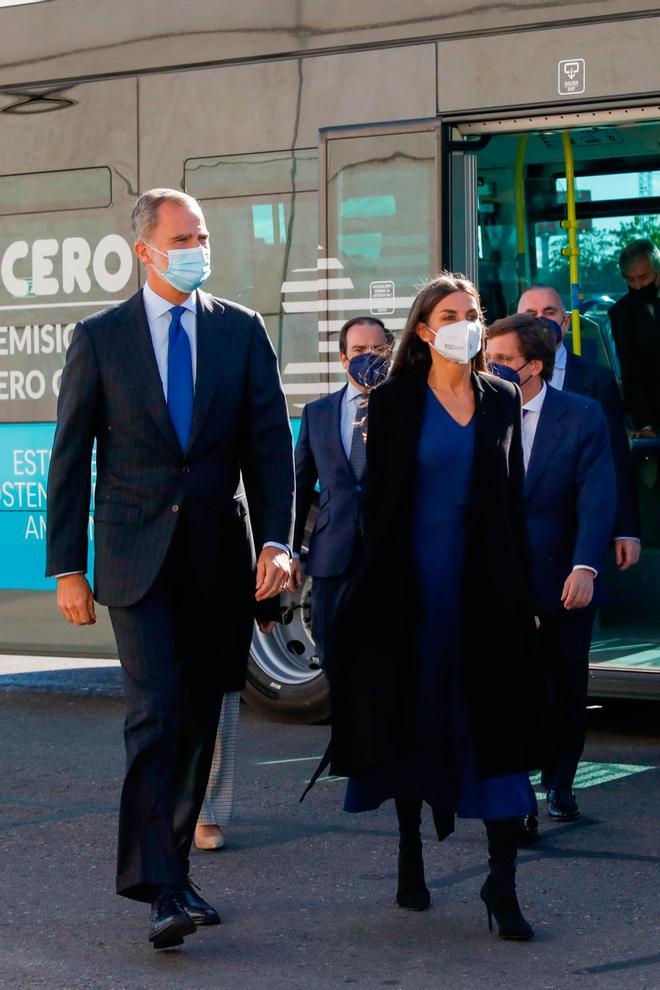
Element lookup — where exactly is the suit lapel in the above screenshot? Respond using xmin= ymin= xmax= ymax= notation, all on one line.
xmin=186 ymin=290 xmax=226 ymax=452
xmin=115 ymin=290 xmax=181 ymax=452
xmin=525 ymin=387 xmax=565 ymax=498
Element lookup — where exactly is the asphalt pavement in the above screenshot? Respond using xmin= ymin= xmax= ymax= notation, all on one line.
xmin=1 ymin=678 xmax=658 ymax=990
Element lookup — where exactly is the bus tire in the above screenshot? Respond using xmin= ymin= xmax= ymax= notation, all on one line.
xmin=241 ymin=522 xmax=331 ymax=723
xmin=243 ymin=651 xmax=330 ymax=724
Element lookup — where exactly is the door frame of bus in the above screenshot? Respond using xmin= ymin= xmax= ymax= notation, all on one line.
xmin=319 ymin=117 xmax=445 ymax=323
xmin=318 ymin=103 xmax=660 ymax=334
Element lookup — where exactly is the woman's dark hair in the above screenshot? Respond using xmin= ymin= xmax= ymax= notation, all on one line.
xmin=391 ymin=272 xmax=488 ymax=377
xmin=487 ymin=313 xmax=556 ymax=382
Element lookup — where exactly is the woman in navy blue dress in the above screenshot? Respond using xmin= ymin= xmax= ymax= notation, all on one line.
xmin=327 ymin=274 xmax=543 ymax=940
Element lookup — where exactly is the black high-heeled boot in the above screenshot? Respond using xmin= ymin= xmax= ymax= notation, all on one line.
xmin=395 ymin=798 xmax=430 ymax=911
xmin=480 ymin=818 xmax=533 ymax=939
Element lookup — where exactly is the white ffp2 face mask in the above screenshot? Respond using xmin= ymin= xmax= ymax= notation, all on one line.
xmin=425 ymin=319 xmax=483 ymax=364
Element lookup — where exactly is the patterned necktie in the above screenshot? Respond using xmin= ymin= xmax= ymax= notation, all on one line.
xmin=167 ymin=305 xmax=194 ymax=450
xmin=349 ymin=395 xmax=368 ymax=480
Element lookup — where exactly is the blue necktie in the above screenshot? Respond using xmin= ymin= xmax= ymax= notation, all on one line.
xmin=167 ymin=305 xmax=193 ymax=450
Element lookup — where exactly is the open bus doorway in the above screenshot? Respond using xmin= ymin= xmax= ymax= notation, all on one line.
xmin=449 ymin=116 xmax=660 ymax=698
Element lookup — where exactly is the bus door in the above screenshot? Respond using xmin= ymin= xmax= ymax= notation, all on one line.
xmin=319 ymin=120 xmax=443 ymax=381
xmin=446 ymin=111 xmax=660 ymax=697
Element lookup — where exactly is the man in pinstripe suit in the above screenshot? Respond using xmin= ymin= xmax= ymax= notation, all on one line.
xmin=46 ymin=189 xmax=294 ymax=949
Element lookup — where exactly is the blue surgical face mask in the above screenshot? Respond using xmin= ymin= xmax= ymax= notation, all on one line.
xmin=147 ymin=243 xmax=211 ymax=293
xmin=489 ymin=359 xmax=532 ymax=388
xmin=536 ymin=316 xmax=563 ymax=345
xmin=489 ymin=362 xmax=522 ymax=385
xmin=348 ymin=352 xmax=391 ymax=389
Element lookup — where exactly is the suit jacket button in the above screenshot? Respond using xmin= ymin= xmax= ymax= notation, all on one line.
xmin=171 ymin=504 xmax=180 ymax=513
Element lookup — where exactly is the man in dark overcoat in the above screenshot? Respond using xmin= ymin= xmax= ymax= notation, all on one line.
xmin=608 ymin=238 xmax=660 ymax=437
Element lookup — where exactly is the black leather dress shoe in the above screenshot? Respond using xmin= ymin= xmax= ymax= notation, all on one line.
xmin=516 ymin=813 xmax=539 ymax=845
xmin=149 ymin=893 xmax=197 ymax=949
xmin=547 ymin=789 xmax=580 ymax=821
xmin=180 ymin=880 xmax=222 ymax=926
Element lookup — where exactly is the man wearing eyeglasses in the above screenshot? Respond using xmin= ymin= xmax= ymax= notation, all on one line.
xmin=289 ymin=317 xmax=394 ymax=673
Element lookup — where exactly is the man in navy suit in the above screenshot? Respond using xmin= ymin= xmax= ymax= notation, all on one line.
xmin=518 ymin=284 xmax=640 ymax=568
xmin=46 ymin=189 xmax=294 ymax=948
xmin=290 ymin=317 xmax=393 ymax=672
xmin=487 ymin=314 xmax=616 ymax=826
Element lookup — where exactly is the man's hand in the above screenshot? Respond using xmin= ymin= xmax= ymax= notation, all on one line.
xmin=561 ymin=568 xmax=594 ymax=610
xmin=57 ymin=573 xmax=96 ymax=625
xmin=255 ymin=547 xmax=292 ymax=602
xmin=615 ymin=538 xmax=641 ymax=571
xmin=288 ymin=557 xmax=303 ymax=592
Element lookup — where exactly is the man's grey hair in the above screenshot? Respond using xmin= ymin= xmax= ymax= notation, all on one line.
xmin=520 ymin=283 xmax=566 ymax=313
xmin=131 ymin=188 xmax=201 ymax=242
xmin=618 ymin=238 xmax=660 ymax=274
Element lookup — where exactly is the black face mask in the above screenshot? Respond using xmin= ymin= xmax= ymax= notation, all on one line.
xmin=629 ymin=281 xmax=658 ymax=303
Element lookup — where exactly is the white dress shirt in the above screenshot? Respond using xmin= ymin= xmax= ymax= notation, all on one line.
xmin=550 ymin=341 xmax=567 ymax=391
xmin=523 ymin=380 xmax=596 ymax=576
xmin=521 ymin=381 xmax=547 ymax=472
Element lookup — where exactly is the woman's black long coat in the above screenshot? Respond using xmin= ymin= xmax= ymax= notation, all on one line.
xmin=326 ymin=369 xmax=545 ymax=782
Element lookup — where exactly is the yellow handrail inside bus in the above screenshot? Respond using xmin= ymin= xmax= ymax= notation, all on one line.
xmin=560 ymin=131 xmax=582 ymax=355
xmin=514 ymin=134 xmax=528 ymax=297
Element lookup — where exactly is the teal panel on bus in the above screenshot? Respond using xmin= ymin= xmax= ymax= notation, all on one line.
xmin=0 ymin=423 xmax=94 ymax=590
xmin=1 ymin=419 xmax=302 ymax=591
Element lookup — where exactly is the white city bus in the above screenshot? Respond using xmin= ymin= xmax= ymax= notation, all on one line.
xmin=1 ymin=0 xmax=659 ymax=719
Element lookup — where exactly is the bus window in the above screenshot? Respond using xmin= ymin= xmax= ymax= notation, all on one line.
xmin=0 ymin=166 xmax=112 ymax=216
xmin=185 ymin=150 xmax=318 ymax=200
xmin=185 ymin=151 xmax=320 ymax=417
xmin=324 ymin=129 xmax=437 ymax=353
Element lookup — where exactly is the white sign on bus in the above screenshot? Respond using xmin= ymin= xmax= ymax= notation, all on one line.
xmin=0 ymin=234 xmax=133 ymax=298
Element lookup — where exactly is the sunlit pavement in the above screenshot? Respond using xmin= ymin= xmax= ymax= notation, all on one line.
xmin=1 ymin=683 xmax=658 ymax=990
